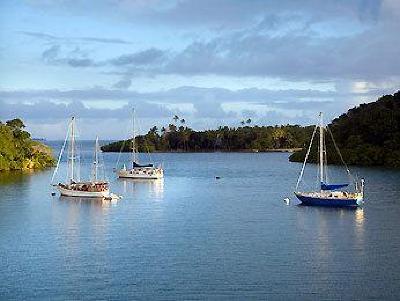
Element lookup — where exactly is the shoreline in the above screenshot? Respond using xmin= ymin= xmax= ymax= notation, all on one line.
xmin=102 ymin=148 xmax=302 ymax=153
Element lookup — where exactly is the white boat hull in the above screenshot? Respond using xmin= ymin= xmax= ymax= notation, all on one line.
xmin=118 ymin=167 xmax=163 ymax=179
xmin=57 ymin=185 xmax=110 ymax=198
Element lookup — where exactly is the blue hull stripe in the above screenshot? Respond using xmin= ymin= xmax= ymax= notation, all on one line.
xmin=295 ymin=194 xmax=360 ymax=207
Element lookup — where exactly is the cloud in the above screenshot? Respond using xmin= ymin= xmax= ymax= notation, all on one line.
xmin=112 ymin=78 xmax=132 ymax=89
xmin=19 ymin=30 xmax=132 ymax=44
xmin=2 ymin=85 xmax=395 ymax=126
xmin=25 ymin=0 xmax=384 ymax=30
xmin=24 ymin=0 xmax=399 ymax=86
xmin=42 ymin=45 xmax=60 ymax=62
xmin=38 ymin=17 xmax=399 ymax=84
xmin=0 ymin=99 xmax=174 ymax=120
xmin=40 ymin=45 xmax=167 ymax=69
xmin=109 ymin=48 xmax=166 ymax=66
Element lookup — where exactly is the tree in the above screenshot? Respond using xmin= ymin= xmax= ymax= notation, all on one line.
xmin=150 ymin=126 xmax=158 ymax=134
xmin=246 ymin=118 xmax=252 ymax=125
xmin=173 ymin=115 xmax=179 ymax=123
xmin=180 ymin=118 xmax=186 ymax=124
xmin=168 ymin=124 xmax=177 ymax=132
xmin=6 ymin=118 xmax=25 ymax=129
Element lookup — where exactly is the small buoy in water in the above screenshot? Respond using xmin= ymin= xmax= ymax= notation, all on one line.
xmin=51 ymin=192 xmax=56 ymax=196
xmin=215 ymin=176 xmax=221 ymax=179
xmin=283 ymin=198 xmax=290 ymax=205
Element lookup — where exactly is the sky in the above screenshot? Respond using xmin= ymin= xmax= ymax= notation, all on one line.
xmin=0 ymin=0 xmax=399 ymax=139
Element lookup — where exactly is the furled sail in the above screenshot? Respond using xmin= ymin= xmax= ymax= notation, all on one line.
xmin=133 ymin=161 xmax=154 ymax=168
xmin=321 ymin=182 xmax=349 ymax=191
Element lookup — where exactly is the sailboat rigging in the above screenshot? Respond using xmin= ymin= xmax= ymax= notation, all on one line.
xmin=294 ymin=112 xmax=365 ymax=207
xmin=117 ymin=109 xmax=164 ymax=179
xmin=51 ymin=117 xmax=111 ymax=198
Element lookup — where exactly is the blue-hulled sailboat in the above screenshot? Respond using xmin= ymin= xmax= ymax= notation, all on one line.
xmin=294 ymin=113 xmax=365 ymax=207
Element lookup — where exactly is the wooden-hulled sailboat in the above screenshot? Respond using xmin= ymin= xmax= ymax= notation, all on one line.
xmin=51 ymin=117 xmax=110 ymax=198
xmin=294 ymin=113 xmax=365 ymax=207
xmin=117 ymin=109 xmax=163 ymax=179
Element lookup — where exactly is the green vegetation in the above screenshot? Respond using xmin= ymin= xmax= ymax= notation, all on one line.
xmin=0 ymin=119 xmax=55 ymax=171
xmin=290 ymin=91 xmax=400 ymax=168
xmin=101 ymin=122 xmax=314 ymax=153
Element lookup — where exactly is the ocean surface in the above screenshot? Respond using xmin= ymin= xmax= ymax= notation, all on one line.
xmin=1 ymin=141 xmax=400 ymax=300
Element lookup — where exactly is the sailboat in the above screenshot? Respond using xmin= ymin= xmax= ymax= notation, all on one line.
xmin=117 ymin=109 xmax=164 ymax=179
xmin=51 ymin=117 xmax=110 ymax=198
xmin=294 ymin=112 xmax=365 ymax=207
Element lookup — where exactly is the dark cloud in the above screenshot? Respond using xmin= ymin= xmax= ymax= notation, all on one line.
xmin=26 ymin=0 xmax=384 ymax=30
xmin=28 ymin=0 xmax=399 ymax=84
xmin=109 ymin=48 xmax=166 ymax=66
xmin=162 ymin=22 xmax=400 ymax=81
xmin=41 ymin=45 xmax=98 ymax=67
xmin=66 ymin=58 xmax=96 ymax=67
xmin=19 ymin=30 xmax=131 ymax=44
xmin=112 ymin=78 xmax=132 ymax=89
xmin=42 ymin=45 xmax=60 ymax=62
xmin=40 ymin=18 xmax=399 ymax=83
xmin=40 ymin=45 xmax=167 ymax=70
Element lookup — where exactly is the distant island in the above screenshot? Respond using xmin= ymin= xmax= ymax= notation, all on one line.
xmin=101 ymin=124 xmax=314 ymax=153
xmin=0 ymin=119 xmax=55 ymax=171
xmin=289 ymin=91 xmax=400 ymax=168
xmin=102 ymin=91 xmax=400 ymax=168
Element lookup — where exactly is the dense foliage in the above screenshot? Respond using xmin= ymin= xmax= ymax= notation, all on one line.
xmin=101 ymin=124 xmax=314 ymax=153
xmin=290 ymin=91 xmax=400 ymax=168
xmin=0 ymin=119 xmax=55 ymax=171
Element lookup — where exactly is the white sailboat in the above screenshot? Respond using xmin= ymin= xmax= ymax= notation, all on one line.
xmin=294 ymin=112 xmax=364 ymax=207
xmin=51 ymin=117 xmax=111 ymax=198
xmin=117 ymin=109 xmax=164 ymax=179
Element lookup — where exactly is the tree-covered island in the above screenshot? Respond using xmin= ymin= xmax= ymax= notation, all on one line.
xmin=0 ymin=119 xmax=55 ymax=171
xmin=289 ymin=91 xmax=400 ymax=168
xmin=101 ymin=124 xmax=313 ymax=154
xmin=102 ymin=91 xmax=400 ymax=168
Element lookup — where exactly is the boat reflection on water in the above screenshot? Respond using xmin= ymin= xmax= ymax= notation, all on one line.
xmin=294 ymin=205 xmax=367 ymax=280
xmin=120 ymin=178 xmax=164 ymax=200
xmin=355 ymin=207 xmax=365 ymax=224
xmin=58 ymin=195 xmax=120 ymax=208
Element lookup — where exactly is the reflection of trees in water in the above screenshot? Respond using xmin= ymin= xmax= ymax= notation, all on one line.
xmin=0 ymin=170 xmax=32 ymax=186
xmin=0 ymin=170 xmax=35 ymax=201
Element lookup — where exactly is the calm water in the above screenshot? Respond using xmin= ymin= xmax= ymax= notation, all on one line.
xmin=1 ymin=141 xmax=400 ymax=300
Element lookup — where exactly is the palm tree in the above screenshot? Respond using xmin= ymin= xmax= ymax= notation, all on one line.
xmin=173 ymin=115 xmax=179 ymax=123
xmin=240 ymin=120 xmax=245 ymax=126
xmin=150 ymin=126 xmax=158 ymax=134
xmin=246 ymin=118 xmax=252 ymax=125
xmin=180 ymin=118 xmax=185 ymax=125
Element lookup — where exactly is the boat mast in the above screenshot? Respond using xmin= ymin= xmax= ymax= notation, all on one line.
xmin=319 ymin=112 xmax=324 ymax=188
xmin=132 ymin=108 xmax=136 ymax=166
xmin=68 ymin=117 xmax=75 ymax=183
xmin=93 ymin=136 xmax=99 ymax=181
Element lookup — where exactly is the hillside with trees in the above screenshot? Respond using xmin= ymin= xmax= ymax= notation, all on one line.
xmin=0 ymin=119 xmax=55 ymax=171
xmin=101 ymin=121 xmax=314 ymax=153
xmin=289 ymin=91 xmax=400 ymax=168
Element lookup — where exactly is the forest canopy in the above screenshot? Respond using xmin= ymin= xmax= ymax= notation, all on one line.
xmin=101 ymin=124 xmax=314 ymax=153
xmin=0 ymin=119 xmax=55 ymax=171
xmin=289 ymin=91 xmax=400 ymax=168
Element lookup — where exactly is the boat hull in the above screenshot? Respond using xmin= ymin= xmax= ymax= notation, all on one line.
xmin=118 ymin=168 xmax=163 ymax=180
xmin=57 ymin=185 xmax=110 ymax=198
xmin=295 ymin=193 xmax=363 ymax=207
